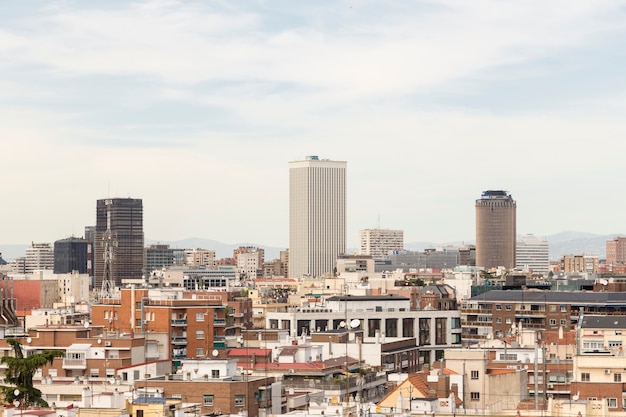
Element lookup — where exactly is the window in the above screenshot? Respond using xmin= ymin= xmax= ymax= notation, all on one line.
xmin=581 ymin=373 xmax=590 ymax=382
xmin=496 ymin=318 xmax=502 ymax=324
xmin=203 ymin=395 xmax=214 ymax=406
xmin=582 ymin=340 xmax=604 ymax=352
xmin=499 ymin=353 xmax=518 ymax=361
xmin=196 ymin=312 xmax=205 ymax=322
xmin=90 ymin=368 xmax=99 ymax=377
xmin=134 ymin=370 xmax=140 ymax=380
xmin=196 ymin=348 xmax=204 ymax=357
xmin=607 ymin=398 xmax=618 ymax=408
xmin=560 ymin=319 xmax=567 ymax=326
xmin=470 ymin=392 xmax=480 ymax=401
xmin=235 ymin=394 xmax=245 ymax=407
xmin=615 ymin=373 xmax=622 ymax=383
xmin=622 ymin=398 xmax=626 ymax=409
xmin=196 ymin=330 xmax=205 ymax=339
xmin=505 ymin=304 xmax=512 ymax=311
xmin=505 ymin=318 xmax=512 ymax=324
xmin=495 ymin=304 xmax=502 ymax=310
xmin=212 ymin=369 xmax=220 ymax=379
xmin=549 ymin=319 xmax=556 ymax=326
xmin=549 ymin=305 xmax=556 ymax=312
xmin=560 ymin=305 xmax=567 ymax=312
xmin=136 ymin=302 xmax=142 ymax=310
xmin=471 ymin=370 xmax=479 ymax=379
xmin=106 ymin=368 xmax=115 ymax=378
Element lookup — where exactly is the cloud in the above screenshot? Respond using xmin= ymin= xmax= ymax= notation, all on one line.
xmin=4 ymin=0 xmax=625 ymax=99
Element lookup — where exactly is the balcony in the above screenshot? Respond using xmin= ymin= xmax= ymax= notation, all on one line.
xmin=171 ymin=319 xmax=187 ymax=326
xmin=63 ymin=358 xmax=87 ymax=369
xmin=171 ymin=337 xmax=187 ymax=345
xmin=214 ymin=318 xmax=226 ymax=326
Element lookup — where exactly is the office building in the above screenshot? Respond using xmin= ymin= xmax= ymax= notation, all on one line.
xmin=54 ymin=237 xmax=88 ymax=274
xmin=25 ymin=242 xmax=54 ymax=274
xmin=359 ymin=228 xmax=404 ymax=258
xmin=289 ymin=156 xmax=346 ymax=278
xmin=515 ymin=234 xmax=549 ymax=276
xmin=144 ymin=244 xmax=184 ymax=275
xmin=94 ymin=198 xmax=144 ymax=289
xmin=475 ymin=190 xmax=516 ymax=270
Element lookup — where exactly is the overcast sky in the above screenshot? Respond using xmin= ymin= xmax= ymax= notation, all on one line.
xmin=2 ymin=0 xmax=626 ymax=250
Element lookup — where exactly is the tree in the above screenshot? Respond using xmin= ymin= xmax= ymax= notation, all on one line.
xmin=1 ymin=339 xmax=63 ymax=407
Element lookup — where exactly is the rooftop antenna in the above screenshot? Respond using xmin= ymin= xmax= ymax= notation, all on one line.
xmin=100 ymin=200 xmax=115 ymax=299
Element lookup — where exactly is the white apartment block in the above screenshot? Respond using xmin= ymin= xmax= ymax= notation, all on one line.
xmin=359 ymin=228 xmax=404 ymax=258
xmin=237 ymin=250 xmax=262 ymax=280
xmin=289 ymin=156 xmax=346 ymax=278
xmin=25 ymin=242 xmax=54 ymax=274
xmin=516 ymin=234 xmax=549 ymax=276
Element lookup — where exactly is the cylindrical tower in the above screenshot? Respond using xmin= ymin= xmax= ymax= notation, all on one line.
xmin=475 ymin=190 xmax=516 ymax=270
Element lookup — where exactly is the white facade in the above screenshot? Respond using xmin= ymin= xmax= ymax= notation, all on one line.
xmin=359 ymin=228 xmax=404 ymax=258
xmin=237 ymin=250 xmax=261 ymax=280
xmin=25 ymin=242 xmax=54 ymax=273
xmin=289 ymin=156 xmax=346 ymax=278
xmin=516 ymin=234 xmax=549 ymax=276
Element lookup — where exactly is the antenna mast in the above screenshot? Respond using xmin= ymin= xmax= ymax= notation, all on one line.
xmin=100 ymin=200 xmax=115 ymax=299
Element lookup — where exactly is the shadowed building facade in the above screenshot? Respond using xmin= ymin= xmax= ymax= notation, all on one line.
xmin=475 ymin=190 xmax=516 ymax=270
xmin=94 ymin=198 xmax=144 ymax=289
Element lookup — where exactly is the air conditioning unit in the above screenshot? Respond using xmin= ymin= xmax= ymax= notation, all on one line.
xmin=105 ymin=341 xmax=112 ymax=347
xmin=548 ymin=383 xmax=554 ymax=389
xmin=605 ymin=369 xmax=611 ymax=374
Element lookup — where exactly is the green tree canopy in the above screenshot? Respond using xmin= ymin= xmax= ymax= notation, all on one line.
xmin=1 ymin=339 xmax=64 ymax=407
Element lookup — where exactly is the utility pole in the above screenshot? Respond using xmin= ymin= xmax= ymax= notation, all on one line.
xmin=534 ymin=336 xmax=539 ymax=410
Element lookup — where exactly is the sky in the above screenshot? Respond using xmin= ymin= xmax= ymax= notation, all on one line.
xmin=2 ymin=0 xmax=626 ymax=250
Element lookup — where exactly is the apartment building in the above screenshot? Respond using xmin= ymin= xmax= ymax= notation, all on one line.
xmin=572 ymin=315 xmax=626 ymax=411
xmin=92 ymin=288 xmax=243 ymax=360
xmin=606 ymin=237 xmax=626 ymax=265
xmin=0 ymin=325 xmax=166 ymax=382
xmin=461 ymin=290 xmax=626 ymax=345
xmin=139 ymin=358 xmax=279 ymax=417
xmin=561 ymin=255 xmax=599 ymax=274
xmin=359 ymin=228 xmax=404 ymax=259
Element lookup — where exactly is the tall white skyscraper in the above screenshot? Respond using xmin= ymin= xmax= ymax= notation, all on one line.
xmin=289 ymin=156 xmax=346 ymax=278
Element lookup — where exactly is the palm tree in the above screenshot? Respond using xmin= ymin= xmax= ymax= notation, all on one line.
xmin=1 ymin=339 xmax=64 ymax=407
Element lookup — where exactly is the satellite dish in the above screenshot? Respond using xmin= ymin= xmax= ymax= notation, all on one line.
xmin=26 ymin=337 xmax=32 ymax=344
xmin=349 ymin=319 xmax=360 ymax=329
xmin=212 ymin=349 xmax=219 ymax=357
xmin=339 ymin=321 xmax=346 ymax=328
xmin=97 ymin=339 xmax=102 ymax=344
xmin=84 ymin=322 xmax=90 ymax=328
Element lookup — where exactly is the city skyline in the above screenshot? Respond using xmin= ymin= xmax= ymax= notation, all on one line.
xmin=2 ymin=1 xmax=626 ymax=249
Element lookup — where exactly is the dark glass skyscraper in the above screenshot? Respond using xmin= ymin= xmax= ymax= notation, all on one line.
xmin=94 ymin=198 xmax=144 ymax=289
xmin=54 ymin=237 xmax=88 ymax=274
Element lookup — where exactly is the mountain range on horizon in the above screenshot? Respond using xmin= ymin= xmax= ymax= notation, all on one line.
xmin=0 ymin=231 xmax=621 ymax=264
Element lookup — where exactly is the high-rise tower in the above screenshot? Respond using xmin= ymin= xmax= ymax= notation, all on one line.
xmin=475 ymin=190 xmax=516 ymax=270
xmin=94 ymin=198 xmax=144 ymax=292
xmin=54 ymin=237 xmax=88 ymax=274
xmin=289 ymin=156 xmax=346 ymax=278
